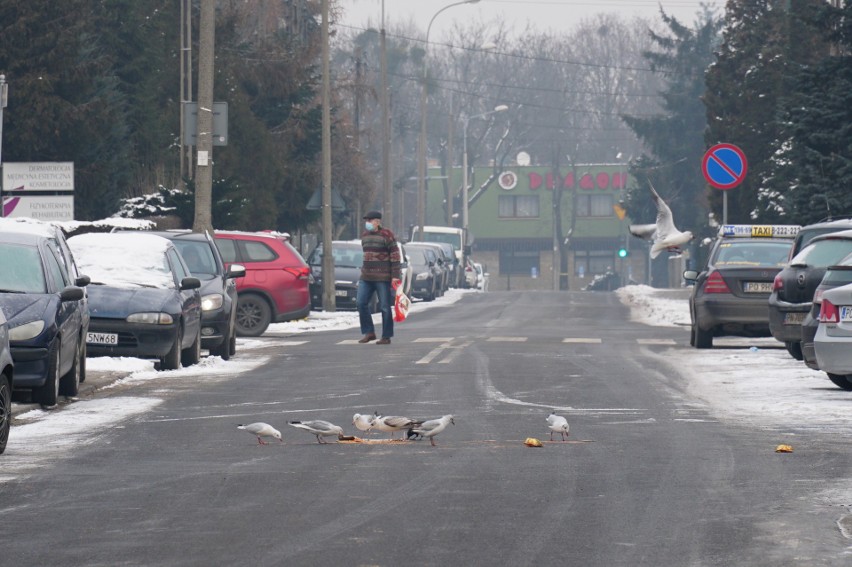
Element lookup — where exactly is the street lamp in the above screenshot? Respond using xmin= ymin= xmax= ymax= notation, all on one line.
xmin=462 ymin=104 xmax=508 ymax=232
xmin=417 ymin=0 xmax=480 ymax=240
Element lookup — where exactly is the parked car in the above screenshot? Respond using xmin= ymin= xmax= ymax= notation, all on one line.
xmin=405 ymin=245 xmax=441 ymax=301
xmin=429 ymin=241 xmax=461 ymax=288
xmin=683 ymin=224 xmax=798 ymax=349
xmin=801 ymin=257 xmax=852 ymax=371
xmin=149 ymin=231 xmax=245 ymax=360
xmin=406 ymin=243 xmax=447 ymax=298
xmin=788 ymin=218 xmax=852 ymax=259
xmin=768 ymin=230 xmax=852 ymax=360
xmin=214 ymin=231 xmax=311 ymax=336
xmin=411 ymin=242 xmax=449 ymax=294
xmin=474 ymin=262 xmax=489 ymax=291
xmin=0 ymin=231 xmax=88 ymax=407
xmin=396 ymin=241 xmax=413 ymax=298
xmin=307 ymin=240 xmax=371 ymax=311
xmin=814 ymin=282 xmax=852 ymax=390
xmin=0 ymin=308 xmax=14 ymax=454
xmin=68 ymin=232 xmax=202 ymax=370
xmin=463 ymin=258 xmax=477 ymax=289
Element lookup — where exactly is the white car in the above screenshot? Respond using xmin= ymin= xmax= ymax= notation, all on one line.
xmin=813 ymin=281 xmax=852 ymax=390
xmin=474 ymin=262 xmax=489 ymax=291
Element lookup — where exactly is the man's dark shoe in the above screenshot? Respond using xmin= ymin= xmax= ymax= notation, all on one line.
xmin=358 ymin=334 xmax=377 ymax=343
xmin=376 ymin=337 xmax=391 ymax=345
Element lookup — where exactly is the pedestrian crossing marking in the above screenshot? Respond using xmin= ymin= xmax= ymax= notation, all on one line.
xmin=562 ymin=338 xmax=602 ymax=344
xmin=337 ymin=339 xmax=364 ymax=344
xmin=487 ymin=337 xmax=528 ymax=342
xmin=413 ymin=337 xmax=454 ymax=343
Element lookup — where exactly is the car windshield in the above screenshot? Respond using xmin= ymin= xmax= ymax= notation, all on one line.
xmin=419 ymin=232 xmax=461 ymax=248
xmin=790 ymin=239 xmax=852 ymax=267
xmin=309 ymin=244 xmax=363 ymax=268
xmin=174 ymin=240 xmax=218 ymax=277
xmin=407 ymin=249 xmax=427 ymax=265
xmin=713 ymin=240 xmax=792 ymax=267
xmin=0 ymin=243 xmax=47 ymax=293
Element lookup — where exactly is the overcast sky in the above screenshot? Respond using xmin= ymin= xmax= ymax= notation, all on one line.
xmin=339 ymin=0 xmax=727 ymax=38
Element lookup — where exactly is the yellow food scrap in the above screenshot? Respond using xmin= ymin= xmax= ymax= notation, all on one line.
xmin=524 ymin=437 xmax=543 ymax=447
xmin=775 ymin=444 xmax=794 ymax=453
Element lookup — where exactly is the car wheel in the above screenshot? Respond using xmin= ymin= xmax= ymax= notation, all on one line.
xmin=826 ymin=373 xmax=852 ymax=391
xmin=161 ymin=328 xmax=182 ymax=371
xmin=0 ymin=373 xmax=11 ymax=454
xmin=693 ymin=322 xmax=713 ymax=349
xmin=181 ymin=328 xmax=201 ymax=367
xmin=235 ymin=294 xmax=272 ymax=337
xmin=784 ymin=341 xmax=804 ymax=361
xmin=59 ymin=336 xmax=83 ymax=397
xmin=36 ymin=341 xmax=61 ymax=408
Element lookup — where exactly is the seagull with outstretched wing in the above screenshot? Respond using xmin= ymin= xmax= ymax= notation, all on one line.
xmin=629 ymin=183 xmax=694 ymax=259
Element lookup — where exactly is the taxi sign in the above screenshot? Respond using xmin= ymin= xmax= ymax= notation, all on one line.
xmin=719 ymin=224 xmax=801 ymax=238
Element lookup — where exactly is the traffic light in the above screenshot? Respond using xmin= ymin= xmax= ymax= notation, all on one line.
xmin=617 ymin=247 xmax=629 ymax=258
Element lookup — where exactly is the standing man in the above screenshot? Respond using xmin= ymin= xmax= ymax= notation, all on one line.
xmin=357 ymin=211 xmax=401 ymax=345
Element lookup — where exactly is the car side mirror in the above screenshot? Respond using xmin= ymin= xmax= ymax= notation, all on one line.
xmin=683 ymin=270 xmax=698 ymax=282
xmin=226 ymin=263 xmax=246 ymax=279
xmin=59 ymin=286 xmax=85 ymax=302
xmin=180 ymin=276 xmax=202 ymax=290
xmin=75 ymin=275 xmax=91 ymax=287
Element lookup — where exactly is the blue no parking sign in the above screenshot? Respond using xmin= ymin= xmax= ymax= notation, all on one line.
xmin=702 ymin=143 xmax=748 ymax=190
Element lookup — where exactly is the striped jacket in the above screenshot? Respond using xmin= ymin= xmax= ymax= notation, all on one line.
xmin=360 ymin=227 xmax=401 ymax=282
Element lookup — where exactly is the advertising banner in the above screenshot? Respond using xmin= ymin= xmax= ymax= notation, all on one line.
xmin=2 ymin=162 xmax=75 ymax=192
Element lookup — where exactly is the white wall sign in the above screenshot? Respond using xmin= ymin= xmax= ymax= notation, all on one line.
xmin=2 ymin=162 xmax=75 ymax=192
xmin=2 ymin=195 xmax=74 ymax=221
xmin=498 ymin=171 xmax=518 ymax=190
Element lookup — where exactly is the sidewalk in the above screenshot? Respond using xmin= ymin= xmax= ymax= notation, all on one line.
xmin=11 ymin=368 xmax=131 ymax=419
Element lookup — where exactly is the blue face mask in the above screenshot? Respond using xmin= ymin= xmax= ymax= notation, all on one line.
xmin=365 ymin=221 xmax=376 ymax=232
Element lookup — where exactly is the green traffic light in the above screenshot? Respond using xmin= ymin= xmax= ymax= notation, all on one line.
xmin=617 ymin=248 xmax=628 ymax=258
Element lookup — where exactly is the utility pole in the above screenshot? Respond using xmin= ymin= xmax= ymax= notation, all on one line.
xmin=380 ymin=0 xmax=392 ymax=232
xmin=192 ymin=0 xmax=214 ymax=233
xmin=179 ymin=0 xmax=193 ymax=182
xmin=320 ymin=0 xmax=336 ymax=312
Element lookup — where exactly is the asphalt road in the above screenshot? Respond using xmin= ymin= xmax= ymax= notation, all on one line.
xmin=2 ymin=290 xmax=851 ymax=566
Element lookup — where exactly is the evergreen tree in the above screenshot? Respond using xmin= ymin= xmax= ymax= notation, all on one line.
xmin=703 ymin=0 xmax=829 ymax=223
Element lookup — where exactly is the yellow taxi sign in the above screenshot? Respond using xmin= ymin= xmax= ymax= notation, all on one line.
xmin=720 ymin=224 xmax=801 ymax=238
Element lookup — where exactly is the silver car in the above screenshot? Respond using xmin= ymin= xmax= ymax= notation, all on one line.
xmin=1 ymin=308 xmax=13 ymax=454
xmin=813 ymin=281 xmax=852 ymax=390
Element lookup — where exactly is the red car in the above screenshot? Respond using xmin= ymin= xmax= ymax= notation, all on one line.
xmin=214 ymin=231 xmax=311 ymax=336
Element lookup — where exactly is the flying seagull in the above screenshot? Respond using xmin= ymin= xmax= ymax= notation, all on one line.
xmin=373 ymin=415 xmax=423 ymax=439
xmin=289 ymin=420 xmax=345 ymax=444
xmin=237 ymin=422 xmax=283 ymax=445
xmin=629 ymin=182 xmax=694 ymax=259
xmin=546 ymin=412 xmax=570 ymax=441
xmin=407 ymin=415 xmax=455 ymax=446
xmin=352 ymin=413 xmax=376 ymax=437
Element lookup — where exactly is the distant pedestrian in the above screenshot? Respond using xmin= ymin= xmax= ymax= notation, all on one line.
xmin=357 ymin=211 xmax=401 ymax=345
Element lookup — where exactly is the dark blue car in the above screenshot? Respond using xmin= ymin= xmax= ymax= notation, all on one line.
xmin=0 ymin=231 xmax=88 ymax=408
xmin=68 ymin=232 xmax=202 ymax=370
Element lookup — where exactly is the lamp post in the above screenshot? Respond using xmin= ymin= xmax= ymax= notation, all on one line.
xmin=462 ymin=104 xmax=508 ymax=232
xmin=417 ymin=0 xmax=480 ymax=240
xmin=0 ymin=75 xmax=7 ymax=217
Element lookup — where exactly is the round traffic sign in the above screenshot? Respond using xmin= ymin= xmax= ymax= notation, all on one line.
xmin=702 ymin=143 xmax=748 ymax=190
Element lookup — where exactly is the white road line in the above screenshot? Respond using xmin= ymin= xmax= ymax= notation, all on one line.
xmin=413 ymin=337 xmax=454 ymax=343
xmin=337 ymin=339 xmax=364 ymax=345
xmin=562 ymin=338 xmax=602 ymax=344
xmin=487 ymin=337 xmax=528 ymax=342
xmin=438 ymin=341 xmax=474 ymax=364
xmin=416 ymin=347 xmax=448 ymax=364
xmin=637 ymin=339 xmax=677 ymax=345
xmin=277 ymin=341 xmax=309 ymax=346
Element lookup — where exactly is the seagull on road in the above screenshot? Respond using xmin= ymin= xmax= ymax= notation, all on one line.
xmin=629 ymin=182 xmax=694 ymax=259
xmin=546 ymin=412 xmax=570 ymax=441
xmin=407 ymin=415 xmax=455 ymax=447
xmin=237 ymin=422 xmax=283 ymax=445
xmin=289 ymin=420 xmax=345 ymax=444
xmin=352 ymin=413 xmax=376 ymax=437
xmin=373 ymin=415 xmax=422 ymax=439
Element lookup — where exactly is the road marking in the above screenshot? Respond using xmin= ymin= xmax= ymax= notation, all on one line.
xmin=562 ymin=338 xmax=602 ymax=344
xmin=438 ymin=341 xmax=474 ymax=363
xmin=277 ymin=341 xmax=309 ymax=346
xmin=487 ymin=337 xmax=528 ymax=342
xmin=413 ymin=337 xmax=454 ymax=343
xmin=416 ymin=347 xmax=448 ymax=364
xmin=338 ymin=339 xmax=364 ymax=345
xmin=637 ymin=339 xmax=677 ymax=345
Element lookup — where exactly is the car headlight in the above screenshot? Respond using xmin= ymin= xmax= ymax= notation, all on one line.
xmin=201 ymin=293 xmax=224 ymax=311
xmin=9 ymin=320 xmax=46 ymax=341
xmin=127 ymin=312 xmax=174 ymax=325
xmin=416 ymin=272 xmax=430 ymax=280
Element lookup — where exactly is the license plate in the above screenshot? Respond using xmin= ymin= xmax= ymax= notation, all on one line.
xmin=783 ymin=312 xmax=806 ymax=325
xmin=841 ymin=306 xmax=852 ymax=322
xmin=87 ymin=332 xmax=118 ymax=345
xmin=335 ymin=290 xmax=349 ymax=297
xmin=743 ymin=282 xmax=773 ymax=293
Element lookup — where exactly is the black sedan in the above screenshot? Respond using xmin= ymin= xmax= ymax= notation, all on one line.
xmin=307 ymin=240 xmax=379 ymax=312
xmin=0 ymin=231 xmax=87 ymax=407
xmin=768 ymin=230 xmax=852 ymax=360
xmin=404 ymin=244 xmax=441 ymax=301
xmin=684 ymin=224 xmax=797 ymax=349
xmin=149 ymin=231 xmax=245 ymax=360
xmin=68 ymin=233 xmax=202 ymax=370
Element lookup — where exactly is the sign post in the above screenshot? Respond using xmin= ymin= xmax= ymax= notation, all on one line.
xmin=702 ymin=143 xmax=748 ymax=225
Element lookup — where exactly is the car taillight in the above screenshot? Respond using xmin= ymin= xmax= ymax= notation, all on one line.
xmin=813 ymin=289 xmax=823 ymax=304
xmin=772 ymin=273 xmax=784 ymax=292
xmin=819 ymin=299 xmax=839 ymax=323
xmin=284 ymin=267 xmax=310 ymax=280
xmin=703 ymin=271 xmax=731 ymax=294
